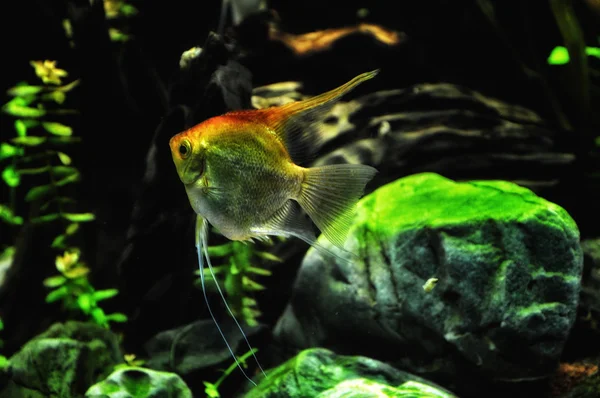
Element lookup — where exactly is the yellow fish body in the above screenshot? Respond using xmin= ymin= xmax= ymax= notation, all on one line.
xmin=169 ymin=70 xmax=379 ymax=384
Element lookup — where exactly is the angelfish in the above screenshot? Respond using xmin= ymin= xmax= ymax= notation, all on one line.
xmin=169 ymin=70 xmax=379 ymax=384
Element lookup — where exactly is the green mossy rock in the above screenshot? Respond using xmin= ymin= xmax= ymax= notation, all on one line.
xmin=243 ymin=348 xmax=456 ymax=398
xmin=85 ymin=367 xmax=192 ymax=398
xmin=275 ymin=173 xmax=583 ymax=396
xmin=0 ymin=321 xmax=122 ymax=398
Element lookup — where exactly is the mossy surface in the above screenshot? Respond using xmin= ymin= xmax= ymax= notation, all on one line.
xmin=355 ymin=172 xmax=578 ymax=241
xmin=3 ymin=322 xmax=121 ymax=398
xmin=85 ymin=367 xmax=192 ymax=398
xmin=276 ymin=173 xmax=583 ymax=396
xmin=244 ymin=348 xmax=456 ymax=398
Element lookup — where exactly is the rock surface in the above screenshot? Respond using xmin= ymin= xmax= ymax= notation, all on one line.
xmin=144 ymin=318 xmax=263 ymax=375
xmin=274 ymin=173 xmax=583 ymax=395
xmin=243 ymin=348 xmax=455 ymax=398
xmin=0 ymin=321 xmax=122 ymax=398
xmin=86 ymin=367 xmax=192 ymax=398
xmin=251 ymin=81 xmax=575 ymax=195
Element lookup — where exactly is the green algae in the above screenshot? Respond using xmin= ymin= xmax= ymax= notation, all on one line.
xmin=354 ymin=173 xmax=578 ymax=242
xmin=245 ymin=348 xmax=456 ymax=398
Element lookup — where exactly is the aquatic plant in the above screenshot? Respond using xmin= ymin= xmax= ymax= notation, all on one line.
xmin=1 ymin=60 xmax=88 ymax=227
xmin=103 ymin=0 xmax=139 ymax=42
xmin=548 ymin=46 xmax=600 ymax=65
xmin=1 ymin=61 xmax=126 ymax=329
xmin=113 ymin=353 xmax=146 ymax=371
xmin=195 ymin=237 xmax=282 ymax=327
xmin=476 ymin=0 xmax=598 ymax=134
xmin=203 ymin=348 xmax=259 ymax=398
xmin=43 ymin=249 xmax=128 ymax=328
xmin=0 ymin=317 xmax=7 ymax=370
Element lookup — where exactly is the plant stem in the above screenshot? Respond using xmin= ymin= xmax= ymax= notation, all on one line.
xmin=213 ymin=348 xmax=259 ymax=390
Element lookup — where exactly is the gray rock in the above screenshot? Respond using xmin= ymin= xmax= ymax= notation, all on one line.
xmin=85 ymin=367 xmax=192 ymax=398
xmin=252 ymin=81 xmax=574 ymax=193
xmin=1 ymin=321 xmax=122 ymax=398
xmin=274 ymin=173 xmax=583 ymax=394
xmin=144 ymin=318 xmax=263 ymax=375
xmin=581 ymin=239 xmax=600 ymax=314
xmin=243 ymin=348 xmax=456 ymax=398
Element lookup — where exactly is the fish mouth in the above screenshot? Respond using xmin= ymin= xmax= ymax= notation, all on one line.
xmin=178 ymin=162 xmax=200 ymax=186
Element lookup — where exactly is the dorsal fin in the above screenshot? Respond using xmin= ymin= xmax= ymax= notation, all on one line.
xmin=260 ymin=69 xmax=380 ymax=165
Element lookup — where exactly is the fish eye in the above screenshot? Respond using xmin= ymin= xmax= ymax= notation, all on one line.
xmin=179 ymin=140 xmax=191 ymax=159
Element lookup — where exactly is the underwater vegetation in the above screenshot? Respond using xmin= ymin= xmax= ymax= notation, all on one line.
xmin=1 ymin=0 xmax=600 ymax=397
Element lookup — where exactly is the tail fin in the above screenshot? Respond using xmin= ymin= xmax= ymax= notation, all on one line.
xmin=195 ymin=215 xmax=266 ymax=386
xmin=296 ymin=164 xmax=377 ymax=249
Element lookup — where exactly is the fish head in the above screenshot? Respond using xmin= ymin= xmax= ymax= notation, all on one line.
xmin=169 ymin=123 xmax=228 ymax=224
xmin=169 ymin=129 xmax=206 ymax=186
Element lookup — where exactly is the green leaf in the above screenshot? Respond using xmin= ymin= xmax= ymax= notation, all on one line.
xmin=31 ymin=213 xmax=61 ymax=224
xmin=0 ymin=246 xmax=15 ymax=262
xmin=43 ymin=275 xmax=67 ymax=288
xmin=56 ymin=172 xmax=80 ymax=187
xmin=57 ymin=152 xmax=71 ymax=165
xmin=93 ymin=289 xmax=119 ymax=302
xmin=207 ymin=244 xmax=233 ymax=257
xmin=91 ymin=308 xmax=107 ymax=326
xmin=41 ymin=91 xmax=66 ymax=104
xmin=106 ymin=313 xmax=128 ymax=323
xmin=7 ymin=85 xmax=44 ymax=97
xmin=51 ymin=234 xmax=67 ymax=249
xmin=0 ymin=355 xmax=8 ymax=370
xmin=256 ymin=251 xmax=283 ymax=263
xmin=2 ymin=102 xmax=46 ymax=118
xmin=40 ymin=197 xmax=76 ymax=211
xmin=550 ymin=0 xmax=590 ymax=121
xmin=25 ymin=184 xmax=54 ymax=202
xmin=4 ymin=96 xmax=35 ymax=107
xmin=548 ymin=46 xmax=570 ymax=65
xmin=109 ymin=28 xmax=130 ymax=42
xmin=0 ymin=317 xmax=3 ymax=330
xmin=0 ymin=143 xmax=24 ymax=161
xmin=11 ymin=136 xmax=46 ymax=146
xmin=586 ymin=46 xmax=600 ymax=59
xmin=203 ymin=382 xmax=221 ymax=398
xmin=0 ymin=204 xmax=23 ymax=225
xmin=248 ymin=266 xmax=272 ymax=276
xmin=120 ymin=3 xmax=138 ymax=17
xmin=63 ymin=213 xmax=95 ymax=222
xmin=2 ymin=166 xmax=20 ymax=187
xmin=77 ymin=294 xmax=92 ymax=314
xmin=18 ymin=166 xmax=50 ymax=175
xmin=42 ymin=122 xmax=72 ymax=136
xmin=15 ymin=119 xmax=27 ymax=137
xmin=46 ymin=286 xmax=68 ymax=303
xmin=52 ymin=166 xmax=78 ymax=178
xmin=242 ymin=276 xmax=266 ymax=291
xmin=66 ymin=223 xmax=79 ymax=235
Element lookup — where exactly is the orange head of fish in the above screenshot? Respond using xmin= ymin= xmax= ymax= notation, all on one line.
xmin=169 ymin=124 xmax=207 ymax=186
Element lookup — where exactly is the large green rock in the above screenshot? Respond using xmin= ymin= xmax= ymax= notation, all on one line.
xmin=85 ymin=367 xmax=192 ymax=398
xmin=274 ymin=173 xmax=583 ymax=396
xmin=0 ymin=321 xmax=122 ymax=398
xmin=243 ymin=348 xmax=455 ymax=398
